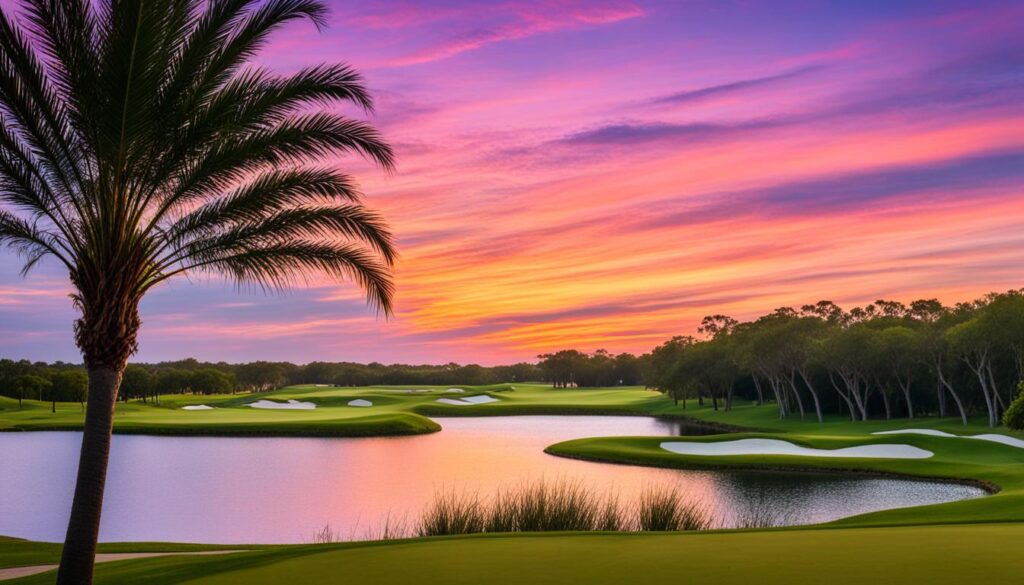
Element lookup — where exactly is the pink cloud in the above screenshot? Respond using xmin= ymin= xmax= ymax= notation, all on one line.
xmin=391 ymin=1 xmax=645 ymax=66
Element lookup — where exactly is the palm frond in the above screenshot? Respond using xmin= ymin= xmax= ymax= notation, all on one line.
xmin=163 ymin=168 xmax=361 ymax=241
xmin=0 ymin=0 xmax=396 ymax=318
xmin=160 ymin=241 xmax=394 ymax=314
xmin=163 ymin=203 xmax=395 ymax=270
xmin=150 ymin=112 xmax=393 ymax=227
xmin=0 ymin=209 xmax=71 ymax=272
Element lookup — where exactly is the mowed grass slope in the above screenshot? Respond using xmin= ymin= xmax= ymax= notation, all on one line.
xmin=4 ymin=525 xmax=1023 ymax=584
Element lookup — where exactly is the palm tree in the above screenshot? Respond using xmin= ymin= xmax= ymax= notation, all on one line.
xmin=0 ymin=1 xmax=395 ymax=583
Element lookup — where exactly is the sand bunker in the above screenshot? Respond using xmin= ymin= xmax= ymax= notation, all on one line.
xmin=435 ymin=395 xmax=499 ymax=406
xmin=874 ymin=429 xmax=954 ymax=438
xmin=660 ymin=438 xmax=933 ymax=459
xmin=446 ymin=388 xmax=465 ymax=393
xmin=181 ymin=405 xmax=214 ymax=411
xmin=875 ymin=429 xmax=1024 ymax=449
xmin=347 ymin=399 xmax=373 ymax=407
xmin=970 ymin=434 xmax=1024 ymax=449
xmin=247 ymin=399 xmax=316 ymax=410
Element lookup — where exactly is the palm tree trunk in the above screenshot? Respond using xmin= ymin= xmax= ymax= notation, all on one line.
xmin=56 ymin=367 xmax=123 ymax=585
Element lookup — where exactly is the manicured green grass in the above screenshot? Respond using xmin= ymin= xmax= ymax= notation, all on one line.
xmin=4 ymin=524 xmax=1023 ymax=584
xmin=0 ymin=383 xmax=711 ymax=438
xmin=0 ymin=536 xmax=258 ymax=570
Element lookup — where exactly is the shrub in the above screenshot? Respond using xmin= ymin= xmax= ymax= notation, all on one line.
xmin=1003 ymin=383 xmax=1024 ymax=430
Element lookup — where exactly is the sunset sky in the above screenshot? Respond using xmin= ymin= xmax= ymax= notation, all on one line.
xmin=1 ymin=0 xmax=1023 ymax=365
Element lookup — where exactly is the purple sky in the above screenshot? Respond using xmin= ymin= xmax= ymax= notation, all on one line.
xmin=1 ymin=0 xmax=1023 ymax=365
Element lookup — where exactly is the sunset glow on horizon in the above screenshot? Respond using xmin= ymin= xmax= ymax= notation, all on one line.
xmin=1 ymin=0 xmax=1023 ymax=364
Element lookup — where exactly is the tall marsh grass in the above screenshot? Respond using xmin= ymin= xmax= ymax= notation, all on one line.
xmin=636 ymin=485 xmax=712 ymax=531
xmin=310 ymin=479 xmax=803 ymax=543
xmin=416 ymin=479 xmax=712 ymax=536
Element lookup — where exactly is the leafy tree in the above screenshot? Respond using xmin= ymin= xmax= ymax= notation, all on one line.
xmin=647 ymin=336 xmax=695 ymax=406
xmin=874 ymin=326 xmax=923 ymax=419
xmin=13 ymin=374 xmax=50 ymax=407
xmin=119 ymin=365 xmax=154 ymax=402
xmin=189 ymin=368 xmax=234 ymax=394
xmin=947 ymin=316 xmax=1003 ymax=427
xmin=1004 ymin=383 xmax=1024 ymax=430
xmin=0 ymin=1 xmax=395 ymax=581
xmin=50 ymin=370 xmax=88 ymax=411
xmin=537 ymin=350 xmax=589 ymax=388
xmin=236 ymin=361 xmax=286 ymax=391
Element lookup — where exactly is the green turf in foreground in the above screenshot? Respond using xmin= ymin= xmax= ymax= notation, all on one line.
xmin=3 ymin=524 xmax=1023 ymax=584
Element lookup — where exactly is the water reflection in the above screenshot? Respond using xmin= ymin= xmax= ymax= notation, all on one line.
xmin=0 ymin=416 xmax=984 ymax=543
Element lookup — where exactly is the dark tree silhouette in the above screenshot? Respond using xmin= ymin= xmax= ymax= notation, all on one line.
xmin=0 ymin=1 xmax=395 ymax=582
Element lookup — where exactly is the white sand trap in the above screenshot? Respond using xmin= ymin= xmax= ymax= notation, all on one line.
xmin=247 ymin=399 xmax=316 ymax=410
xmin=435 ymin=395 xmax=499 ymax=406
xmin=446 ymin=388 xmax=465 ymax=393
xmin=462 ymin=395 xmax=498 ymax=404
xmin=660 ymin=438 xmax=933 ymax=459
xmin=873 ymin=429 xmax=1024 ymax=449
xmin=181 ymin=405 xmax=214 ymax=411
xmin=347 ymin=399 xmax=373 ymax=407
xmin=874 ymin=429 xmax=955 ymax=438
xmin=970 ymin=434 xmax=1024 ymax=449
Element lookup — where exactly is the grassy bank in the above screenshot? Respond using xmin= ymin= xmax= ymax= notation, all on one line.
xmin=3 ymin=524 xmax=1023 ymax=584
xmin=546 ymin=429 xmax=1024 ymax=526
xmin=0 ymin=383 xmax=700 ymax=438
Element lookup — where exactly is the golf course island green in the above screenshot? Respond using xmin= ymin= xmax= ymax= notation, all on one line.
xmin=3 ymin=384 xmax=1024 ymax=584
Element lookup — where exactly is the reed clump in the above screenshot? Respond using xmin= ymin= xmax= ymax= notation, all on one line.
xmin=416 ymin=478 xmax=713 ymax=536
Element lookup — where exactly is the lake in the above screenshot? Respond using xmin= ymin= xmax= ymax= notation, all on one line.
xmin=0 ymin=415 xmax=985 ymax=543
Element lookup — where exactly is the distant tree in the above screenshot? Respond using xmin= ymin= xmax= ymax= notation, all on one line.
xmin=647 ymin=336 xmax=695 ymax=406
xmin=13 ymin=374 xmax=50 ymax=408
xmin=236 ymin=361 xmax=286 ymax=391
xmin=538 ymin=350 xmax=589 ymax=388
xmin=873 ymin=326 xmax=924 ymax=419
xmin=50 ymin=370 xmax=88 ymax=412
xmin=189 ymin=369 xmax=234 ymax=395
xmin=119 ymin=366 xmax=154 ymax=402
xmin=154 ymin=369 xmax=190 ymax=402
xmin=612 ymin=353 xmax=643 ymax=386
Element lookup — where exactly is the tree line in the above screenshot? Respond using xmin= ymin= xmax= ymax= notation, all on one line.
xmin=0 ymin=358 xmax=542 ymax=404
xmin=5 ymin=290 xmax=1023 ymax=428
xmin=645 ymin=290 xmax=1024 ymax=427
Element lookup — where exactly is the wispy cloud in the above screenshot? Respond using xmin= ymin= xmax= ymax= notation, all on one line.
xmin=391 ymin=1 xmax=644 ymax=66
xmin=649 ymin=65 xmax=825 ymax=106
